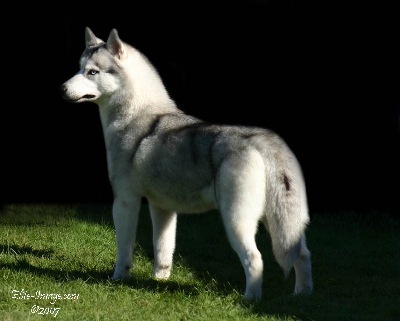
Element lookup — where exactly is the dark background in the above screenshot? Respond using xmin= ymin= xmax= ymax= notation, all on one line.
xmin=2 ymin=2 xmax=399 ymax=214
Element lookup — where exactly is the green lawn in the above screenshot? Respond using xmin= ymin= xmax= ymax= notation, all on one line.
xmin=0 ymin=203 xmax=399 ymax=321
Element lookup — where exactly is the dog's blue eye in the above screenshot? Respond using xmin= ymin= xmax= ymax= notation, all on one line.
xmin=88 ymin=70 xmax=98 ymax=75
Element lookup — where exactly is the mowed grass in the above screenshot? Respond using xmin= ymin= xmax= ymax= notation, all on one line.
xmin=0 ymin=203 xmax=399 ymax=321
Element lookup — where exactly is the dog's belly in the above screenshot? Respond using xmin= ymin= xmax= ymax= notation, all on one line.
xmin=143 ymin=182 xmax=217 ymax=214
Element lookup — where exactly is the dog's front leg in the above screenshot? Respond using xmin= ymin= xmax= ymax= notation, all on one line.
xmin=111 ymin=196 xmax=141 ymax=280
xmin=149 ymin=203 xmax=177 ymax=279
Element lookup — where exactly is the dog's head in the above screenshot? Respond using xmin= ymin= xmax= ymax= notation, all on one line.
xmin=60 ymin=27 xmax=128 ymax=105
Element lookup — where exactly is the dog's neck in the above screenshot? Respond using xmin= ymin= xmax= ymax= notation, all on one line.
xmin=98 ymin=99 xmax=177 ymax=133
xmin=97 ymin=49 xmax=179 ymax=131
xmin=97 ymin=98 xmax=179 ymax=163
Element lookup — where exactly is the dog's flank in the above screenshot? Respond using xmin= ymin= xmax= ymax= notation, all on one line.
xmin=60 ymin=27 xmax=313 ymax=300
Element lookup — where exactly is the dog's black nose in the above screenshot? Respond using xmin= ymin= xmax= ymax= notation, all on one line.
xmin=59 ymin=84 xmax=71 ymax=101
xmin=59 ymin=84 xmax=67 ymax=96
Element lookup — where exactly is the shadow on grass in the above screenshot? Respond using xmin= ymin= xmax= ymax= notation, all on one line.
xmin=1 ymin=257 xmax=201 ymax=297
xmin=2 ymin=258 xmax=308 ymax=320
xmin=0 ymin=244 xmax=54 ymax=258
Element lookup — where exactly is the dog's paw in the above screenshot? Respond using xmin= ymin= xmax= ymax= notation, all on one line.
xmin=242 ymin=292 xmax=261 ymax=303
xmin=241 ymin=296 xmax=259 ymax=307
xmin=111 ymin=265 xmax=132 ymax=281
xmin=293 ymin=285 xmax=313 ymax=296
xmin=153 ymin=266 xmax=171 ymax=280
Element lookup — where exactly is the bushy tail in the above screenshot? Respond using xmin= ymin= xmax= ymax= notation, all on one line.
xmin=264 ymin=150 xmax=310 ymax=276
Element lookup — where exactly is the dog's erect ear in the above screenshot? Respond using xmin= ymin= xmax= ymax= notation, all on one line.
xmin=106 ymin=29 xmax=126 ymax=60
xmin=85 ymin=27 xmax=104 ymax=48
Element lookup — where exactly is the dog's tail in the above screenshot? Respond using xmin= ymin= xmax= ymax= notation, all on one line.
xmin=263 ymin=144 xmax=310 ymax=276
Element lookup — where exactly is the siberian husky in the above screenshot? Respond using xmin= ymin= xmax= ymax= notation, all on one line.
xmin=60 ymin=27 xmax=313 ymax=300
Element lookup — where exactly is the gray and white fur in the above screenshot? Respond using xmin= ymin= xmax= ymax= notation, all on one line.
xmin=60 ymin=27 xmax=313 ymax=300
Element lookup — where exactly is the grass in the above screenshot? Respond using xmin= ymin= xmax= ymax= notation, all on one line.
xmin=0 ymin=203 xmax=399 ymax=321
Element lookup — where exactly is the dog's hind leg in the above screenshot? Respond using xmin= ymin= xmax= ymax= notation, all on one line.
xmin=111 ymin=196 xmax=141 ymax=280
xmin=217 ymin=151 xmax=266 ymax=300
xmin=149 ymin=203 xmax=177 ymax=279
xmin=222 ymin=214 xmax=264 ymax=300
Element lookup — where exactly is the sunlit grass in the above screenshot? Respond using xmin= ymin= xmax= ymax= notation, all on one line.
xmin=0 ymin=203 xmax=399 ymax=320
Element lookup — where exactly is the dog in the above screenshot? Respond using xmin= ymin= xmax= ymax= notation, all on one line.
xmin=60 ymin=27 xmax=313 ymax=300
